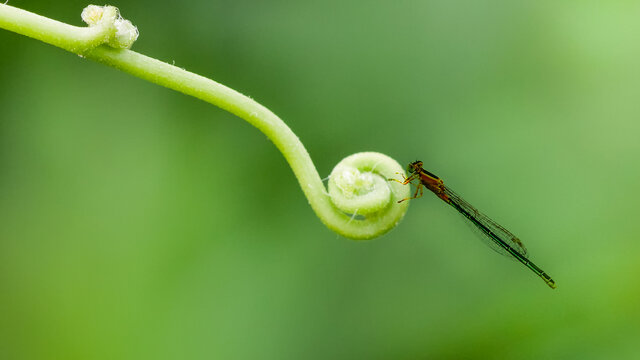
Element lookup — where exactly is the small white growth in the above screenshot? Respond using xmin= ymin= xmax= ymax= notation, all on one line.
xmin=334 ymin=168 xmax=374 ymax=198
xmin=81 ymin=5 xmax=139 ymax=49
xmin=112 ymin=17 xmax=139 ymax=48
xmin=81 ymin=5 xmax=105 ymax=26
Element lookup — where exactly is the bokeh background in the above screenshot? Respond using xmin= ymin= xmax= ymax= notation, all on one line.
xmin=1 ymin=1 xmax=639 ymax=359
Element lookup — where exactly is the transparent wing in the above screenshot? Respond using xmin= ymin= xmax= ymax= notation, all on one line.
xmin=443 ymin=187 xmax=528 ymax=259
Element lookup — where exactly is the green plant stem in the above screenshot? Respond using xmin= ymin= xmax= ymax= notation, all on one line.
xmin=0 ymin=4 xmax=116 ymax=52
xmin=0 ymin=4 xmax=409 ymax=239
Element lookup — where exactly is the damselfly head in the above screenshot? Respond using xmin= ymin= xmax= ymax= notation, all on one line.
xmin=407 ymin=160 xmax=423 ymax=174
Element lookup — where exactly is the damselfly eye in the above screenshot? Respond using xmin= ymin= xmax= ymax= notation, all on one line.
xmin=407 ymin=164 xmax=415 ymax=174
xmin=407 ymin=160 xmax=423 ymax=174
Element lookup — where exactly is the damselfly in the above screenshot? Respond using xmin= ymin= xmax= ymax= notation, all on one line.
xmin=391 ymin=160 xmax=556 ymax=289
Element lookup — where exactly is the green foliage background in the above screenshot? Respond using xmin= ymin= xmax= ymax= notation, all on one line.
xmin=1 ymin=1 xmax=639 ymax=359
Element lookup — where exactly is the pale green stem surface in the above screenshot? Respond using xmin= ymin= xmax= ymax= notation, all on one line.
xmin=0 ymin=4 xmax=410 ymax=239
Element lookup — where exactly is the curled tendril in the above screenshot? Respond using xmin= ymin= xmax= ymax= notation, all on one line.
xmin=0 ymin=4 xmax=410 ymax=240
xmin=323 ymin=152 xmax=410 ymax=239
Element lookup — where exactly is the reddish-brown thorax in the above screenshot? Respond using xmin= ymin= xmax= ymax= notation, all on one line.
xmin=418 ymin=171 xmax=450 ymax=202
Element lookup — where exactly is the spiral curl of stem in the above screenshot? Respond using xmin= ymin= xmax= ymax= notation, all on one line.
xmin=325 ymin=152 xmax=409 ymax=239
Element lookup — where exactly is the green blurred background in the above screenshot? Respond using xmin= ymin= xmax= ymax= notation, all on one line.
xmin=1 ymin=1 xmax=639 ymax=359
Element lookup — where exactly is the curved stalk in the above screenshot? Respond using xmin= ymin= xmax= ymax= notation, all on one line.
xmin=0 ymin=4 xmax=410 ymax=239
